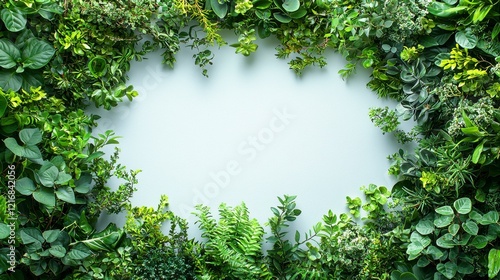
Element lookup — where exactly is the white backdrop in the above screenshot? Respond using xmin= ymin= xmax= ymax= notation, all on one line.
xmin=90 ymin=35 xmax=407 ymax=236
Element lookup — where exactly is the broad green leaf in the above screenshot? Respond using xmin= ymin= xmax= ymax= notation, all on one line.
xmin=493 ymin=22 xmax=500 ymax=39
xmin=289 ymin=7 xmax=307 ymax=19
xmin=428 ymin=2 xmax=466 ymax=17
xmin=36 ymin=163 xmax=58 ymax=187
xmin=19 ymin=128 xmax=42 ymax=146
xmin=453 ymin=197 xmax=472 ymax=215
xmin=20 ymin=71 xmax=43 ymax=91
xmin=426 ymin=245 xmax=444 ymax=260
xmin=273 ymin=12 xmax=292 ymax=23
xmin=462 ymin=220 xmax=479 ymax=235
xmin=481 ymin=211 xmax=499 ymax=225
xmin=282 ymin=0 xmax=300 ymax=12
xmin=0 ymin=223 xmax=10 ymax=239
xmin=66 ymin=243 xmax=92 ymax=260
xmin=457 ymin=260 xmax=474 ymax=275
xmin=19 ymin=227 xmax=44 ymax=245
xmin=33 ymin=187 xmax=55 ymax=207
xmin=38 ymin=3 xmax=64 ymax=20
xmin=55 ymin=172 xmax=72 ymax=185
xmin=0 ymin=39 xmax=20 ymax=69
xmin=75 ymin=173 xmax=92 ymax=194
xmin=15 ymin=177 xmax=36 ymax=195
xmin=437 ymin=261 xmax=457 ymax=279
xmin=434 ymin=215 xmax=454 ymax=228
xmin=48 ymin=245 xmax=66 ymax=258
xmin=210 ymin=0 xmax=228 ymax=18
xmin=0 ymin=8 xmax=27 ymax=32
xmin=473 ymin=4 xmax=493 ymax=23
xmin=416 ymin=219 xmax=435 ymax=235
xmin=448 ymin=224 xmax=460 ymax=236
xmin=436 ymin=233 xmax=455 ymax=249
xmin=21 ymin=38 xmax=55 ymax=69
xmin=436 ymin=205 xmax=454 ymax=216
xmin=455 ymin=31 xmax=477 ymax=49
xmin=43 ymin=230 xmax=61 ymax=243
xmin=469 ymin=235 xmax=488 ymax=249
xmin=489 ymin=248 xmax=500 ymax=279
xmin=4 ymin=137 xmax=42 ymax=159
xmin=472 ymin=140 xmax=485 ymax=164
xmin=0 ymin=69 xmax=22 ymax=91
xmin=55 ymin=186 xmax=75 ymax=204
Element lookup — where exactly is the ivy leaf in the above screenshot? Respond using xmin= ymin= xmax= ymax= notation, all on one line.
xmin=489 ymin=249 xmax=500 ymax=279
xmin=209 ymin=0 xmax=228 ymax=18
xmin=21 ymin=38 xmax=55 ymax=70
xmin=55 ymin=186 xmax=76 ymax=204
xmin=0 ymin=8 xmax=26 ymax=32
xmin=455 ymin=31 xmax=477 ymax=49
xmin=453 ymin=197 xmax=472 ymax=215
xmin=15 ymin=177 xmax=36 ymax=195
xmin=0 ymin=69 xmax=22 ymax=92
xmin=0 ymin=39 xmax=21 ymax=69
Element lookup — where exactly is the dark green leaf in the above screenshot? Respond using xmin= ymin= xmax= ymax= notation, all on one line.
xmin=0 ymin=39 xmax=20 ymax=69
xmin=273 ymin=12 xmax=292 ymax=23
xmin=21 ymin=38 xmax=55 ymax=69
xmin=0 ymin=8 xmax=26 ymax=32
xmin=210 ymin=0 xmax=228 ymax=18
xmin=437 ymin=261 xmax=457 ymax=279
xmin=20 ymin=128 xmax=42 ymax=146
xmin=455 ymin=31 xmax=477 ymax=49
xmin=55 ymin=186 xmax=76 ymax=204
xmin=19 ymin=228 xmax=44 ymax=245
xmin=66 ymin=243 xmax=92 ymax=260
xmin=33 ymin=187 xmax=55 ymax=207
xmin=0 ymin=223 xmax=9 ymax=239
xmin=0 ymin=93 xmax=6 ymax=118
xmin=0 ymin=69 xmax=22 ymax=91
xmin=43 ymin=230 xmax=61 ymax=243
xmin=48 ymin=245 xmax=66 ymax=258
xmin=469 ymin=235 xmax=488 ymax=249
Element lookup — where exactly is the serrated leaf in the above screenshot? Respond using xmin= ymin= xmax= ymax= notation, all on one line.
xmin=15 ymin=177 xmax=36 ymax=195
xmin=0 ymin=8 xmax=27 ymax=32
xmin=21 ymin=38 xmax=55 ymax=69
xmin=453 ymin=197 xmax=472 ymax=214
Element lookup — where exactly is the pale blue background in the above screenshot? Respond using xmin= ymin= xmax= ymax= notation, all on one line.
xmin=89 ymin=35 xmax=409 ymax=236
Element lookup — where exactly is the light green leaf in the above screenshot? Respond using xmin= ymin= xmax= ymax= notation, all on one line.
xmin=43 ymin=230 xmax=61 ymax=243
xmin=21 ymin=38 xmax=55 ymax=70
xmin=448 ymin=224 xmax=460 ymax=236
xmin=434 ymin=215 xmax=454 ymax=228
xmin=15 ymin=177 xmax=36 ymax=195
xmin=0 ymin=8 xmax=27 ymax=32
xmin=0 ymin=39 xmax=20 ymax=69
xmin=469 ymin=235 xmax=488 ymax=249
xmin=481 ymin=211 xmax=499 ymax=225
xmin=209 ymin=0 xmax=228 ymax=18
xmin=273 ymin=12 xmax=292 ymax=23
xmin=416 ymin=219 xmax=435 ymax=235
xmin=462 ymin=220 xmax=479 ymax=235
xmin=437 ymin=261 xmax=457 ymax=279
xmin=453 ymin=197 xmax=472 ymax=215
xmin=472 ymin=140 xmax=485 ymax=164
xmin=0 ymin=223 xmax=10 ymax=239
xmin=436 ymin=233 xmax=455 ymax=249
xmin=33 ymin=187 xmax=55 ymax=207
xmin=436 ymin=205 xmax=454 ymax=216
xmin=489 ymin=248 xmax=500 ymax=279
xmin=282 ymin=0 xmax=300 ymax=12
xmin=455 ymin=31 xmax=477 ymax=49
xmin=19 ymin=128 xmax=42 ymax=146
xmin=55 ymin=186 xmax=76 ymax=204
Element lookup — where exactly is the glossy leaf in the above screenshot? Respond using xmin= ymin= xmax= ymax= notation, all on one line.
xmin=489 ymin=248 xmax=500 ymax=279
xmin=15 ymin=177 xmax=36 ymax=195
xmin=21 ymin=38 xmax=55 ymax=69
xmin=453 ymin=197 xmax=472 ymax=215
xmin=282 ymin=0 xmax=300 ymax=12
xmin=0 ymin=39 xmax=21 ymax=69
xmin=0 ymin=8 xmax=26 ymax=32
xmin=455 ymin=31 xmax=477 ymax=49
xmin=210 ymin=0 xmax=228 ymax=18
xmin=436 ymin=205 xmax=454 ymax=216
xmin=19 ymin=128 xmax=42 ymax=146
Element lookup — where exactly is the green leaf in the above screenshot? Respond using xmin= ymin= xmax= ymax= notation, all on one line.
xmin=210 ymin=0 xmax=228 ymax=18
xmin=21 ymin=38 xmax=55 ymax=69
xmin=15 ymin=177 xmax=36 ymax=195
xmin=426 ymin=245 xmax=444 ymax=260
xmin=481 ymin=211 xmax=499 ymax=225
xmin=416 ymin=219 xmax=435 ymax=235
xmin=282 ymin=0 xmax=300 ymax=12
xmin=472 ymin=140 xmax=485 ymax=164
xmin=455 ymin=31 xmax=477 ymax=49
xmin=437 ymin=261 xmax=457 ymax=279
xmin=48 ymin=245 xmax=66 ymax=258
xmin=0 ymin=223 xmax=10 ymax=239
xmin=489 ymin=248 xmax=500 ymax=279
xmin=469 ymin=235 xmax=488 ymax=249
xmin=0 ymin=93 xmax=7 ymax=118
xmin=55 ymin=172 xmax=72 ymax=185
xmin=19 ymin=128 xmax=42 ymax=146
xmin=462 ymin=220 xmax=479 ymax=235
xmin=472 ymin=4 xmax=493 ymax=23
xmin=66 ymin=243 xmax=92 ymax=260
xmin=33 ymin=187 xmax=55 ymax=207
xmin=493 ymin=23 xmax=500 ymax=39
xmin=0 ymin=8 xmax=27 ymax=32
xmin=434 ymin=215 xmax=454 ymax=228
xmin=273 ymin=12 xmax=292 ymax=23
xmin=448 ymin=224 xmax=460 ymax=236
xmin=428 ymin=2 xmax=466 ymax=17
xmin=43 ymin=230 xmax=61 ymax=243
xmin=436 ymin=205 xmax=454 ymax=216
xmin=75 ymin=173 xmax=92 ymax=194
xmin=4 ymin=137 xmax=42 ymax=159
xmin=0 ymin=39 xmax=20 ymax=69
xmin=453 ymin=197 xmax=472 ymax=215
xmin=436 ymin=233 xmax=455 ymax=249
xmin=55 ymin=186 xmax=76 ymax=204
xmin=19 ymin=228 xmax=44 ymax=245
xmin=79 ymin=224 xmax=124 ymax=251
xmin=0 ymin=69 xmax=22 ymax=91
xmin=37 ymin=163 xmax=59 ymax=187
xmin=289 ymin=7 xmax=307 ymax=19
